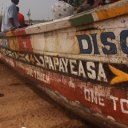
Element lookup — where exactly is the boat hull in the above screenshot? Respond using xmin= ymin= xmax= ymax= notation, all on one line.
xmin=0 ymin=1 xmax=128 ymax=127
xmin=0 ymin=52 xmax=127 ymax=128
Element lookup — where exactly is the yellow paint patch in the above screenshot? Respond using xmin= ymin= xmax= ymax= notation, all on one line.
xmin=14 ymin=37 xmax=19 ymax=50
xmin=96 ymin=3 xmax=128 ymax=20
xmin=109 ymin=65 xmax=128 ymax=85
xmin=8 ymin=37 xmax=19 ymax=50
xmin=6 ymin=31 xmax=14 ymax=37
xmin=9 ymin=38 xmax=15 ymax=50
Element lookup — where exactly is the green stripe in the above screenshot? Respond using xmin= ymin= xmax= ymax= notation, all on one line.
xmin=69 ymin=13 xmax=94 ymax=26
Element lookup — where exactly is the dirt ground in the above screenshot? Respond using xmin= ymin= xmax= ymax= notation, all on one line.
xmin=0 ymin=62 xmax=97 ymax=128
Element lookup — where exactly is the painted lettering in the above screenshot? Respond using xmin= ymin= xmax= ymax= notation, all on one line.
xmin=39 ymin=56 xmax=45 ymax=68
xmin=62 ymin=58 xmax=68 ymax=73
xmin=53 ymin=57 xmax=59 ymax=70
xmin=34 ymin=55 xmax=42 ymax=67
xmin=120 ymin=99 xmax=128 ymax=114
xmin=44 ymin=56 xmax=49 ymax=68
xmin=84 ymin=88 xmax=105 ymax=106
xmin=101 ymin=32 xmax=117 ymax=54
xmin=84 ymin=89 xmax=91 ymax=101
xmin=77 ymin=35 xmax=92 ymax=54
xmin=70 ymin=59 xmax=78 ymax=75
xmin=59 ymin=58 xmax=65 ymax=72
xmin=91 ymin=33 xmax=100 ymax=54
xmin=77 ymin=30 xmax=128 ymax=55
xmin=97 ymin=63 xmax=107 ymax=82
xmin=87 ymin=62 xmax=96 ymax=80
xmin=49 ymin=57 xmax=54 ymax=70
xmin=120 ymin=30 xmax=128 ymax=54
xmin=78 ymin=60 xmax=86 ymax=78
xmin=110 ymin=95 xmax=119 ymax=111
xmin=1 ymin=48 xmax=108 ymax=82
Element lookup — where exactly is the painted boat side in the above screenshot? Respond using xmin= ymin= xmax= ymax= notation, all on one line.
xmin=0 ymin=0 xmax=128 ymax=127
xmin=0 ymin=53 xmax=127 ymax=128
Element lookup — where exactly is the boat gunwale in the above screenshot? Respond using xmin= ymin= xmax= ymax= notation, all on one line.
xmin=4 ymin=0 xmax=128 ymax=37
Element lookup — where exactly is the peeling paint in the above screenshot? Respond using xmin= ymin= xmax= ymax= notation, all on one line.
xmin=0 ymin=1 xmax=128 ymax=127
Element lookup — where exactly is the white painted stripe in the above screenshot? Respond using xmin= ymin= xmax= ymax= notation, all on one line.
xmin=92 ymin=12 xmax=99 ymax=22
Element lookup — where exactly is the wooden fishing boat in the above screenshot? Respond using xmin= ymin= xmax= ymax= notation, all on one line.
xmin=0 ymin=0 xmax=128 ymax=127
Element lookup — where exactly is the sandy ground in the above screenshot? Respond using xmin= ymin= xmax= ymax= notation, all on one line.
xmin=0 ymin=62 xmax=97 ymax=128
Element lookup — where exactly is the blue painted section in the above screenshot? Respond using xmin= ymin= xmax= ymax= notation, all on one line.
xmin=91 ymin=34 xmax=100 ymax=54
xmin=100 ymin=32 xmax=117 ymax=55
xmin=77 ymin=35 xmax=92 ymax=54
xmin=77 ymin=30 xmax=128 ymax=55
xmin=120 ymin=30 xmax=128 ymax=54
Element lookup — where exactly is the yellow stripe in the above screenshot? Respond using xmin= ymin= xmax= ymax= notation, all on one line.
xmin=96 ymin=3 xmax=128 ymax=20
xmin=6 ymin=31 xmax=14 ymax=37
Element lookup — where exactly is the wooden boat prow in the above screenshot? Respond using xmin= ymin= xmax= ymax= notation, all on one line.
xmin=0 ymin=0 xmax=128 ymax=128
